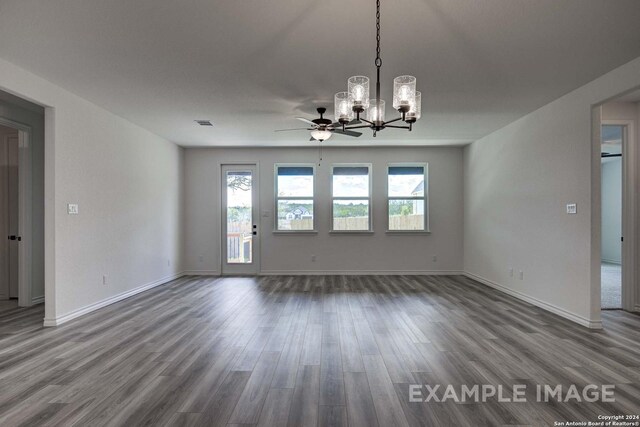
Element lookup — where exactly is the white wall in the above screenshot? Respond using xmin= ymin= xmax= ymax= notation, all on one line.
xmin=0 ymin=92 xmax=45 ymax=303
xmin=184 ymin=147 xmax=464 ymax=274
xmin=601 ymin=158 xmax=622 ymax=264
xmin=0 ymin=58 xmax=184 ymax=324
xmin=463 ymin=56 xmax=640 ymax=328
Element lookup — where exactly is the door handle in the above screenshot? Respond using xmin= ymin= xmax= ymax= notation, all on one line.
xmin=8 ymin=235 xmax=20 ymax=241
xmin=252 ymin=231 xmax=257 ymax=235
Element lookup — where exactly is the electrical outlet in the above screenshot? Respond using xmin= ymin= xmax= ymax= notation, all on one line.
xmin=198 ymin=255 xmax=204 ymax=263
xmin=102 ymin=275 xmax=108 ymax=285
xmin=311 ymin=255 xmax=317 ymax=262
xmin=432 ymin=256 xmax=437 ymax=262
xmin=509 ymin=268 xmax=514 ymax=277
xmin=167 ymin=259 xmax=171 ymax=267
xmin=519 ymin=270 xmax=524 ymax=280
xmin=566 ymin=203 xmax=577 ymax=214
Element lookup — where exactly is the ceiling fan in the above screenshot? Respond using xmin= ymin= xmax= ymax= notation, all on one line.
xmin=275 ymin=107 xmax=362 ymax=142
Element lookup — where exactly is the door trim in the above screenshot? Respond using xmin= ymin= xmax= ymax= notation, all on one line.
xmin=0 ymin=117 xmax=33 ymax=307
xmin=601 ymin=120 xmax=636 ymax=312
xmin=219 ymin=162 xmax=260 ymax=275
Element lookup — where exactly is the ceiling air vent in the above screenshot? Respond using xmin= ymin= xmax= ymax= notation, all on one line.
xmin=195 ymin=120 xmax=213 ymax=126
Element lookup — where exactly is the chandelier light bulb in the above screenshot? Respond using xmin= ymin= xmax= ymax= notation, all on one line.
xmin=353 ymin=86 xmax=364 ymax=101
xmin=399 ymin=86 xmax=411 ymax=102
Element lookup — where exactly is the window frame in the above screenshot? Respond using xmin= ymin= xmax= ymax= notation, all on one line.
xmin=274 ymin=163 xmax=317 ymax=233
xmin=386 ymin=162 xmax=430 ymax=233
xmin=330 ymin=163 xmax=373 ymax=233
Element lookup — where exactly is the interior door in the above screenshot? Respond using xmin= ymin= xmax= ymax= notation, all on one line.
xmin=7 ymin=134 xmax=19 ymax=298
xmin=0 ymin=130 xmax=19 ymax=300
xmin=221 ymin=164 xmax=259 ymax=275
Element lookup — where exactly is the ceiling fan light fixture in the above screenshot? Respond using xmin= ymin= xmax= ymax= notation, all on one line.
xmin=310 ymin=129 xmax=332 ymax=142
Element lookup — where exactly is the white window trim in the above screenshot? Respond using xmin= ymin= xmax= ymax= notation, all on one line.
xmin=330 ymin=163 xmax=373 ymax=232
xmin=274 ymin=163 xmax=316 ymax=233
xmin=386 ymin=162 xmax=430 ymax=233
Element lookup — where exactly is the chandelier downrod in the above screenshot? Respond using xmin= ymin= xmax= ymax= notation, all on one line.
xmin=375 ymin=0 xmax=381 ymax=111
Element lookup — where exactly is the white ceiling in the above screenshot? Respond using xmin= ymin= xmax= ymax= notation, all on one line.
xmin=1 ymin=0 xmax=640 ymax=147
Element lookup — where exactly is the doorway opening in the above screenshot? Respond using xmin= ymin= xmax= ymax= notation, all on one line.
xmin=600 ymin=124 xmax=623 ymax=309
xmin=0 ymin=117 xmax=34 ymax=309
xmin=221 ymin=164 xmax=260 ymax=275
xmin=596 ymin=93 xmax=639 ymax=315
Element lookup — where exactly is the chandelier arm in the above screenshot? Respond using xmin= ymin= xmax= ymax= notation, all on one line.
xmin=383 ymin=117 xmax=404 ymax=125
xmin=384 ymin=125 xmax=412 ymax=130
xmin=357 ymin=118 xmax=375 ymax=125
xmin=343 ymin=124 xmax=373 ymax=130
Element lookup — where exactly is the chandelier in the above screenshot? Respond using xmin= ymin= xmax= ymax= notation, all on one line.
xmin=333 ymin=0 xmax=422 ymax=137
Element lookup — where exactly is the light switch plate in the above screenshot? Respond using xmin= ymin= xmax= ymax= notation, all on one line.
xmin=68 ymin=203 xmax=79 ymax=215
xmin=566 ymin=203 xmax=577 ymax=214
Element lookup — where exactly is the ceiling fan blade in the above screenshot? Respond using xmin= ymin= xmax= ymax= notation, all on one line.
xmin=296 ymin=117 xmax=317 ymax=126
xmin=309 ymin=136 xmax=316 ymax=141
xmin=333 ymin=129 xmax=362 ymax=137
xmin=274 ymin=127 xmax=312 ymax=132
xmin=330 ymin=119 xmax=360 ymax=128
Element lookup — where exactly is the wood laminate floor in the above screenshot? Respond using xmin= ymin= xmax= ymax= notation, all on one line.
xmin=0 ymin=275 xmax=639 ymax=426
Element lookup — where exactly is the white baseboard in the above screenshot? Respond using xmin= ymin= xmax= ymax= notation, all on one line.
xmin=260 ymin=270 xmax=464 ymax=276
xmin=601 ymin=258 xmax=622 ymax=265
xmin=31 ymin=295 xmax=44 ymax=305
xmin=183 ymin=270 xmax=220 ymax=276
xmin=43 ymin=272 xmax=185 ymax=327
xmin=463 ymin=272 xmax=602 ymax=330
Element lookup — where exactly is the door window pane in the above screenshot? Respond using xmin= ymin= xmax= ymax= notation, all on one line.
xmin=226 ymin=171 xmax=252 ymax=263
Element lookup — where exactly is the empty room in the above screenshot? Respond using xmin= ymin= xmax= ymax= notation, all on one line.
xmin=1 ymin=1 xmax=640 ymax=426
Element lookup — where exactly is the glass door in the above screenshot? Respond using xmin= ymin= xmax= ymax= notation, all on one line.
xmin=221 ymin=165 xmax=259 ymax=275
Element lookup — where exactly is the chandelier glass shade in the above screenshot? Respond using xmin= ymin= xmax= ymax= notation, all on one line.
xmin=366 ymin=99 xmax=385 ymax=124
xmin=347 ymin=76 xmax=370 ymax=112
xmin=392 ymin=75 xmax=417 ymax=112
xmin=334 ymin=92 xmax=355 ymax=124
xmin=331 ymin=0 xmax=422 ymax=137
xmin=406 ymin=91 xmax=421 ymax=122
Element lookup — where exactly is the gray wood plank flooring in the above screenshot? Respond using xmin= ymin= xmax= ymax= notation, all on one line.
xmin=0 ymin=275 xmax=639 ymax=426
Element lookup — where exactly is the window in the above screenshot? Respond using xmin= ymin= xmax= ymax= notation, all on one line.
xmin=331 ymin=164 xmax=372 ymax=231
xmin=275 ymin=165 xmax=315 ymax=231
xmin=387 ymin=164 xmax=427 ymax=231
